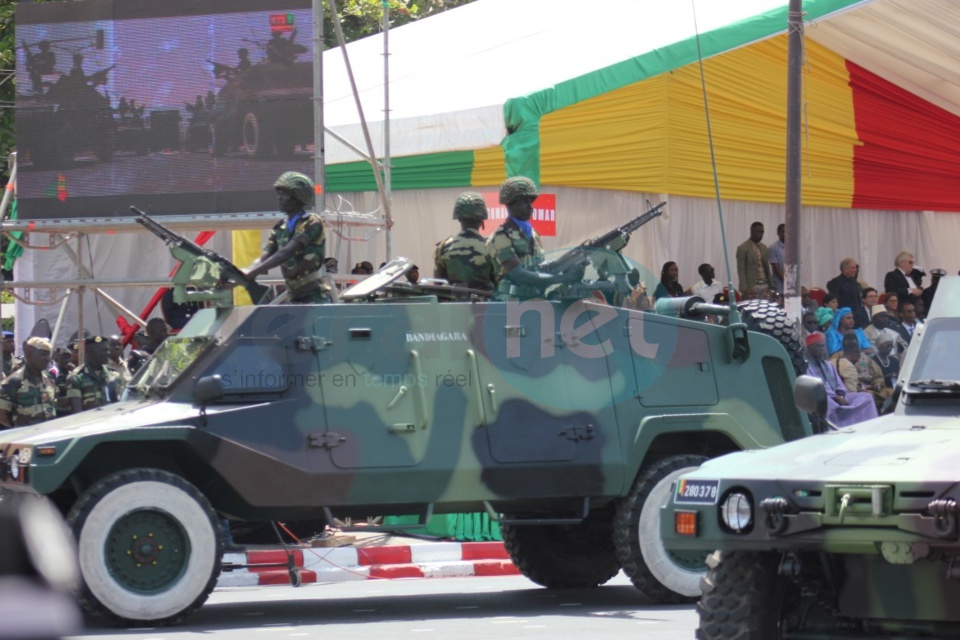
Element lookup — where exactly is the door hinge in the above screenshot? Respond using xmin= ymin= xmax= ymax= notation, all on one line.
xmin=309 ymin=432 xmax=346 ymax=449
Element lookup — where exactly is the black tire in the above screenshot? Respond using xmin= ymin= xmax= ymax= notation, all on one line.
xmin=738 ymin=299 xmax=806 ymax=376
xmin=501 ymin=518 xmax=620 ymax=589
xmin=698 ymin=550 xmax=782 ymax=639
xmin=613 ymin=455 xmax=712 ymax=603
xmin=67 ymin=468 xmax=221 ymax=627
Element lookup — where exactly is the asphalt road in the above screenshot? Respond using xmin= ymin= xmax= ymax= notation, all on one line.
xmin=70 ymin=573 xmax=699 ymax=640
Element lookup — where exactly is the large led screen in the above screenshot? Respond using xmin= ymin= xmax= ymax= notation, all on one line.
xmin=16 ymin=0 xmax=314 ymax=220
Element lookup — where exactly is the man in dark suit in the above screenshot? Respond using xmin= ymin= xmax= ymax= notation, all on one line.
xmin=884 ymin=251 xmax=923 ymax=300
xmin=827 ymin=258 xmax=866 ymax=327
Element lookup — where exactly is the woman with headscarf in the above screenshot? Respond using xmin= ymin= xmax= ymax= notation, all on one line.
xmin=654 ymin=261 xmax=683 ymax=301
xmin=825 ymin=307 xmax=874 ymax=356
xmin=815 ymin=306 xmax=835 ymax=332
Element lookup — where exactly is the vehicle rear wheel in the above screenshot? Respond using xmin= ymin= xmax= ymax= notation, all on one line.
xmin=501 ymin=518 xmax=620 ymax=589
xmin=698 ymin=550 xmax=783 ymax=639
xmin=613 ymin=454 xmax=711 ymax=603
xmin=242 ymin=111 xmax=261 ymax=156
xmin=67 ymin=468 xmax=221 ymax=627
xmin=738 ymin=299 xmax=806 ymax=376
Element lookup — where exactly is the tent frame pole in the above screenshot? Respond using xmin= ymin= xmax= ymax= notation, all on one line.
xmin=784 ymin=0 xmax=803 ymax=323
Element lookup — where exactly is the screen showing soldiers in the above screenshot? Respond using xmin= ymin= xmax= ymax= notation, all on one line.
xmin=15 ymin=0 xmax=315 ymax=220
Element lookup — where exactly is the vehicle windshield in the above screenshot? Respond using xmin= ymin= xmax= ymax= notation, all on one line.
xmin=129 ymin=336 xmax=215 ymax=395
xmin=906 ymin=319 xmax=960 ymax=393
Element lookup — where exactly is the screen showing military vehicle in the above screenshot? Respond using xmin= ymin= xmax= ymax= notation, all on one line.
xmin=15 ymin=0 xmax=314 ymax=220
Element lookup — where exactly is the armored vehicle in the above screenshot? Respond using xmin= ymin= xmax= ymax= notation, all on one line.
xmin=17 ymin=67 xmax=116 ymax=169
xmin=210 ymin=61 xmax=313 ymax=158
xmin=0 ymin=215 xmax=810 ymax=626
xmin=662 ymin=276 xmax=960 ymax=639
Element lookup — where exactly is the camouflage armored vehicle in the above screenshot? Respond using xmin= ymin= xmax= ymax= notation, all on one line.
xmin=0 ymin=215 xmax=810 ymax=626
xmin=661 ymin=276 xmax=960 ymax=639
xmin=210 ymin=61 xmax=313 ymax=158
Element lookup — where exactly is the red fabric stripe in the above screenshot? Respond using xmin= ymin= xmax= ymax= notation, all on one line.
xmin=245 ymin=549 xmax=303 ymax=569
xmin=257 ymin=569 xmax=317 ymax=585
xmin=357 ymin=546 xmax=412 ymax=566
xmin=848 ymin=61 xmax=960 ymax=211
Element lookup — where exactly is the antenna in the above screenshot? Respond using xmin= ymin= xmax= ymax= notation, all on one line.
xmin=690 ymin=0 xmax=740 ymax=324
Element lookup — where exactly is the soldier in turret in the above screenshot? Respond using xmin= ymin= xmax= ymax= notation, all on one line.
xmin=434 ymin=192 xmax=497 ymax=291
xmin=487 ymin=176 xmax=583 ymax=300
xmin=244 ymin=172 xmax=330 ymax=304
xmin=0 ymin=337 xmax=57 ymax=429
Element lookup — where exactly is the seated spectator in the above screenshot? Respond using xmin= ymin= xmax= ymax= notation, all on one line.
xmin=858 ymin=287 xmax=879 ymax=328
xmin=689 ymin=263 xmax=722 ymax=302
xmin=801 ymin=311 xmax=819 ymax=340
xmin=883 ymin=292 xmax=899 ymax=318
xmin=870 ymin=333 xmax=900 ymax=388
xmin=801 ymin=287 xmax=820 ymax=314
xmin=322 ymin=258 xmax=339 ymax=274
xmin=653 ymin=261 xmax=683 ymax=300
xmin=815 ymin=306 xmax=835 ymax=332
xmin=826 ymin=307 xmax=874 ymax=356
xmin=821 ymin=293 xmax=839 ymax=311
xmin=863 ymin=305 xmax=908 ymax=357
xmin=892 ymin=297 xmax=922 ymax=345
xmin=833 ymin=333 xmax=891 ymax=410
xmin=805 ymin=332 xmax=878 ymax=427
xmin=913 ymin=297 xmax=927 ymax=320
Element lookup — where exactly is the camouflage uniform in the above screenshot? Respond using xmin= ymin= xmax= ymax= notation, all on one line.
xmin=0 ymin=368 xmax=57 ymax=428
xmin=2 ymin=356 xmax=22 ymax=378
xmin=267 ymin=172 xmax=330 ymax=304
xmin=435 ymin=192 xmax=497 ymax=291
xmin=487 ymin=219 xmax=545 ymax=300
xmin=66 ymin=363 xmax=124 ymax=411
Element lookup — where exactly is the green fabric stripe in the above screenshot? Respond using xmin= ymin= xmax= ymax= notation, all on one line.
xmin=326 ymin=150 xmax=475 ymax=192
xmin=502 ymin=0 xmax=866 ymax=184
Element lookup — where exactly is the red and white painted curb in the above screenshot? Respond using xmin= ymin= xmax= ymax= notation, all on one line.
xmin=217 ymin=541 xmax=518 ymax=588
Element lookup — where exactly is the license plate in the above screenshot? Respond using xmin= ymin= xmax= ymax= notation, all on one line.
xmin=674 ymin=478 xmax=720 ymax=505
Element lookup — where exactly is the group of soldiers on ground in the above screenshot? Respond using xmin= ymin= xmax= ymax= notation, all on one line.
xmin=0 ymin=318 xmax=170 ymax=430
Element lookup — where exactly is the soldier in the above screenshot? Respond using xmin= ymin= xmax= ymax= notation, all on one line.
xmin=434 ymin=192 xmax=498 ymax=291
xmin=106 ymin=335 xmax=132 ymax=383
xmin=0 ymin=337 xmax=57 ymax=429
xmin=2 ymin=331 xmax=16 ymax=377
xmin=66 ymin=336 xmax=124 ymax=414
xmin=244 ymin=172 xmax=330 ymax=304
xmin=236 ymin=48 xmax=252 ymax=74
xmin=487 ymin=176 xmax=584 ymax=300
xmin=144 ymin=318 xmax=169 ymax=354
xmin=53 ymin=346 xmax=74 ymax=418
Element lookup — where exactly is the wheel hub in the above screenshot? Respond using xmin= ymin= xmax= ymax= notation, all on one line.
xmin=106 ymin=509 xmax=190 ymax=594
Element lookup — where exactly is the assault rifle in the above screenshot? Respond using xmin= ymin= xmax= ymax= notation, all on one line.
xmin=541 ymin=201 xmax=665 ymax=276
xmin=132 ymin=207 xmax=270 ymax=305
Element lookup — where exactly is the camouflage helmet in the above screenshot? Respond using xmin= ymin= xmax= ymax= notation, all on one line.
xmin=273 ymin=171 xmax=315 ymax=207
xmin=452 ymin=192 xmax=488 ymax=220
xmin=498 ymin=176 xmax=539 ymax=205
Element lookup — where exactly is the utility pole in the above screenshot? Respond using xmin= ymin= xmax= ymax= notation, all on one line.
xmin=783 ymin=0 xmax=803 ymax=324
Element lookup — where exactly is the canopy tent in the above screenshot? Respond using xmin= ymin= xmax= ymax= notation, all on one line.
xmin=321 ymin=0 xmax=960 ymax=211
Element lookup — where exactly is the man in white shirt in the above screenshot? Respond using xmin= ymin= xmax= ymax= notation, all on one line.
xmin=689 ymin=263 xmax=723 ymax=302
xmin=863 ymin=305 xmax=908 ymax=356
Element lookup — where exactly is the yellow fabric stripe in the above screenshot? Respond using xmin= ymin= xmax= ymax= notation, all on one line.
xmin=232 ymin=230 xmax=262 ymax=306
xmin=471 ymin=146 xmax=507 ymax=187
xmin=540 ymin=36 xmax=855 ymax=207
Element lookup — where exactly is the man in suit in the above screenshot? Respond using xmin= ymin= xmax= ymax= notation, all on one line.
xmin=884 ymin=251 xmax=923 ymax=300
xmin=827 ymin=258 xmax=865 ymax=327
xmin=735 ymin=222 xmax=771 ymax=299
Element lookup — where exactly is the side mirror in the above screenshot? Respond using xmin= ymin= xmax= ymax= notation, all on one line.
xmin=795 ymin=375 xmax=828 ymax=418
xmin=195 ymin=375 xmax=225 ymax=405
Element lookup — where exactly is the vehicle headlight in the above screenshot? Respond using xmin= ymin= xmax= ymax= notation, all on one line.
xmin=721 ymin=491 xmax=753 ymax=532
xmin=9 ymin=453 xmax=19 ymax=481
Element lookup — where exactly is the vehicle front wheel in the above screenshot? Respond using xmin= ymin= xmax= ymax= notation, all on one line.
xmin=67 ymin=468 xmax=221 ymax=626
xmin=501 ymin=518 xmax=620 ymax=589
xmin=698 ymin=550 xmax=783 ymax=639
xmin=613 ymin=454 xmax=711 ymax=603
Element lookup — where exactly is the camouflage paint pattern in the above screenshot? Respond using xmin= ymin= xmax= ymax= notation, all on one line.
xmin=434 ymin=229 xmax=497 ymax=290
xmin=0 ymin=296 xmax=805 ymax=517
xmin=0 ymin=368 xmax=57 ymax=427
xmin=65 ymin=363 xmax=123 ymax=410
xmin=663 ymin=275 xmax=960 ymax=631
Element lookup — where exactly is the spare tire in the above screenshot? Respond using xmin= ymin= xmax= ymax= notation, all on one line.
xmin=738 ymin=299 xmax=806 ymax=376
